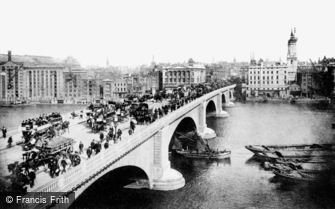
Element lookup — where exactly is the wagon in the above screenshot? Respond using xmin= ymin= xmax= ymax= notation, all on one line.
xmin=36 ymin=136 xmax=75 ymax=155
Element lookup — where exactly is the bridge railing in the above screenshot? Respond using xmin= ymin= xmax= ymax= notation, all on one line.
xmin=27 ymin=84 xmax=236 ymax=201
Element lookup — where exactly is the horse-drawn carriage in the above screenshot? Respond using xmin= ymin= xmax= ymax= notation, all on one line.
xmin=7 ymin=136 xmax=79 ymax=194
xmin=48 ymin=115 xmax=63 ymax=124
xmin=22 ymin=136 xmax=79 ymax=173
xmin=22 ymin=124 xmax=54 ymax=150
xmin=37 ymin=136 xmax=75 ymax=154
xmin=92 ymin=119 xmax=106 ymax=132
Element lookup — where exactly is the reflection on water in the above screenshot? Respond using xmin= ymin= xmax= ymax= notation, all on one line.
xmin=0 ymin=104 xmax=86 ymax=130
xmin=69 ymin=103 xmax=335 ymax=208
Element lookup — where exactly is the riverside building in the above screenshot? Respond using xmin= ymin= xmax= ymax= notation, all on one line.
xmin=162 ymin=60 xmax=206 ymax=89
xmin=247 ymin=30 xmax=298 ymax=98
xmin=0 ymin=51 xmax=66 ymax=104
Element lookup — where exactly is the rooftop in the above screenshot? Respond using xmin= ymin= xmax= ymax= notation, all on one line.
xmin=0 ymin=53 xmax=80 ymax=67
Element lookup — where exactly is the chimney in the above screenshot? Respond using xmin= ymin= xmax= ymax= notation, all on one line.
xmin=8 ymin=51 xmax=12 ymax=62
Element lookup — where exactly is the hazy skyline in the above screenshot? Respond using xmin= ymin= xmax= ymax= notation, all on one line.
xmin=1 ymin=0 xmax=334 ymax=67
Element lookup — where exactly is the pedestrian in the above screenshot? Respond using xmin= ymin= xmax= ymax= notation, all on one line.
xmin=79 ymin=141 xmax=84 ymax=154
xmin=104 ymin=141 xmax=109 ymax=149
xmin=61 ymin=158 xmax=67 ymax=174
xmin=28 ymin=170 xmax=36 ymax=188
xmin=90 ymin=139 xmax=95 ymax=148
xmin=96 ymin=142 xmax=101 ymax=154
xmin=7 ymin=136 xmax=13 ymax=148
xmin=99 ymin=132 xmax=104 ymax=142
xmin=130 ymin=120 xmax=135 ymax=132
xmin=117 ymin=129 xmax=122 ymax=141
xmin=86 ymin=147 xmax=92 ymax=159
xmin=2 ymin=126 xmax=7 ymax=138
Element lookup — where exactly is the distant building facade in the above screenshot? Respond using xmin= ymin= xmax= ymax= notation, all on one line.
xmin=162 ymin=60 xmax=206 ymax=89
xmin=63 ymin=68 xmax=89 ymax=103
xmin=247 ymin=61 xmax=289 ymax=97
xmin=247 ymin=31 xmax=298 ymax=98
xmin=0 ymin=51 xmax=66 ymax=104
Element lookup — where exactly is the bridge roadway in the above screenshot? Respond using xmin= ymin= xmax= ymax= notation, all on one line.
xmin=19 ymin=84 xmax=236 ymax=208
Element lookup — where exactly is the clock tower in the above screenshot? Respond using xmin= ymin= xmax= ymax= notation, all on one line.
xmin=287 ymin=29 xmax=298 ymax=83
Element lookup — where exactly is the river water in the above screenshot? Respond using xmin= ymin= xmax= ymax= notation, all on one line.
xmin=2 ymin=103 xmax=335 ymax=208
xmin=69 ymin=102 xmax=335 ymax=209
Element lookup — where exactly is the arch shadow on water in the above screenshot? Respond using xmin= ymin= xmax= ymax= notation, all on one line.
xmin=70 ymin=166 xmax=149 ymax=209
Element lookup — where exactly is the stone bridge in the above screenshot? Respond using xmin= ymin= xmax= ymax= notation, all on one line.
xmin=26 ymin=84 xmax=236 ymax=207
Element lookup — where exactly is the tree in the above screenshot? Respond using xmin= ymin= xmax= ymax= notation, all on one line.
xmin=312 ymin=57 xmax=335 ymax=97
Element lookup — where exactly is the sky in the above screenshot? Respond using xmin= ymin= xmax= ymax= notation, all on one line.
xmin=0 ymin=0 xmax=334 ymax=67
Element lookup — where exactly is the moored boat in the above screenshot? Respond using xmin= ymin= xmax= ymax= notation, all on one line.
xmin=268 ymin=162 xmax=330 ymax=173
xmin=273 ymin=169 xmax=322 ymax=181
xmin=253 ymin=151 xmax=331 ymax=163
xmin=245 ymin=143 xmax=335 ymax=158
xmin=176 ymin=149 xmax=231 ymax=160
xmin=172 ymin=131 xmax=231 ymax=160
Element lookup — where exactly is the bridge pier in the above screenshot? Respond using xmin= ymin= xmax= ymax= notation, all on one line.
xmin=216 ymin=93 xmax=229 ymax=117
xmin=223 ymin=90 xmax=235 ymax=108
xmin=199 ymin=103 xmax=217 ymax=139
xmin=151 ymin=130 xmax=185 ymax=190
xmin=216 ymin=109 xmax=229 ymax=117
xmin=152 ymin=167 xmax=185 ymax=191
xmin=199 ymin=127 xmax=216 ymax=139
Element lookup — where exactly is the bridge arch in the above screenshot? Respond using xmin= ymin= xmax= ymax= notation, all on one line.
xmin=168 ymin=116 xmax=198 ymax=151
xmin=206 ymin=100 xmax=216 ymax=115
xmin=222 ymin=93 xmax=226 ymax=104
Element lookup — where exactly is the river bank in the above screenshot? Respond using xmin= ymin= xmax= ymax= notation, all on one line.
xmin=246 ymin=97 xmax=332 ymax=105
